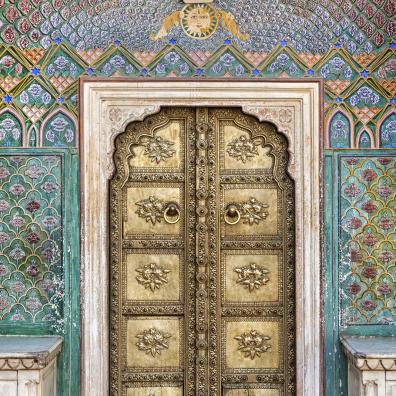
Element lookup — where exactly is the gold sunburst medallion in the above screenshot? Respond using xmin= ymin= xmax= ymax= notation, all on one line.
xmin=180 ymin=3 xmax=218 ymax=40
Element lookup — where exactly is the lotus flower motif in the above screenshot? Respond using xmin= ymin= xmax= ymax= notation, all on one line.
xmin=234 ymin=263 xmax=269 ymax=292
xmin=136 ymin=328 xmax=171 ymax=357
xmin=235 ymin=329 xmax=271 ymax=359
xmin=226 ymin=135 xmax=259 ymax=163
xmin=136 ymin=262 xmax=170 ymax=292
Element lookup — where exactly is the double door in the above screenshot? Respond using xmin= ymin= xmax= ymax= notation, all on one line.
xmin=109 ymin=107 xmax=295 ymax=395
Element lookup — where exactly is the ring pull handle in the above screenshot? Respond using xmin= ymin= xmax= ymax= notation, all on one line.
xmin=224 ymin=204 xmax=241 ymax=225
xmin=163 ymin=202 xmax=180 ymax=224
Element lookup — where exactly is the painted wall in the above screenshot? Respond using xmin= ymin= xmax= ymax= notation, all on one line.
xmin=0 ymin=0 xmax=394 ymax=394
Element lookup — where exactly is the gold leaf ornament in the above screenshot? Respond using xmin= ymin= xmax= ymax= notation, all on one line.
xmin=150 ymin=11 xmax=181 ymax=41
xmin=217 ymin=10 xmax=250 ymax=41
xmin=150 ymin=6 xmax=249 ymax=41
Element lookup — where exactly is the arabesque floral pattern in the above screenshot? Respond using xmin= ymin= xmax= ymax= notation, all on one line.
xmin=340 ymin=156 xmax=396 ymax=325
xmin=0 ymin=155 xmax=63 ymax=325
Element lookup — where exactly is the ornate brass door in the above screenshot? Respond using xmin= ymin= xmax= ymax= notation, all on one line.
xmin=110 ymin=107 xmax=295 ymax=396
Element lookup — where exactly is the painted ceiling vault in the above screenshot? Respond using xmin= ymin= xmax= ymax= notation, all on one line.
xmin=0 ymin=0 xmax=394 ymax=53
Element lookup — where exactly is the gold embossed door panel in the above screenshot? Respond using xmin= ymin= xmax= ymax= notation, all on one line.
xmin=110 ymin=107 xmax=295 ymax=395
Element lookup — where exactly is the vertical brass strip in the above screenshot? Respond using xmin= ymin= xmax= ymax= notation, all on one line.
xmin=195 ymin=108 xmax=210 ymax=396
xmin=186 ymin=109 xmax=197 ymax=396
xmin=207 ymin=108 xmax=220 ymax=395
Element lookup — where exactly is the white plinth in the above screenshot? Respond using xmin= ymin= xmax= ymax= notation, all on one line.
xmin=342 ymin=335 xmax=396 ymax=396
xmin=0 ymin=336 xmax=62 ymax=396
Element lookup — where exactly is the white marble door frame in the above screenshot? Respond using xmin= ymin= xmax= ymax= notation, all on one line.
xmin=80 ymin=79 xmax=323 ymax=396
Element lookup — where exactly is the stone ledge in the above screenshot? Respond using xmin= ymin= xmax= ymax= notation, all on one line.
xmin=0 ymin=336 xmax=62 ymax=371
xmin=341 ymin=335 xmax=396 ymax=371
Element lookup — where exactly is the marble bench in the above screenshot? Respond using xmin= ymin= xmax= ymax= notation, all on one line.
xmin=342 ymin=335 xmax=396 ymax=396
xmin=0 ymin=336 xmax=62 ymax=396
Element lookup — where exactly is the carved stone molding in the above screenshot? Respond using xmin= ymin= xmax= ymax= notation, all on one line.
xmin=0 ymin=358 xmax=44 ymax=370
xmin=354 ymin=358 xmax=396 ymax=371
xmin=242 ymin=105 xmax=296 ymax=174
xmin=342 ymin=335 xmax=396 ymax=396
xmin=0 ymin=336 xmax=63 ymax=371
xmin=342 ymin=336 xmax=396 ymax=372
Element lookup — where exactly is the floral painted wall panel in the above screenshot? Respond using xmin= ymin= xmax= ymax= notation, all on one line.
xmin=380 ymin=112 xmax=396 ymax=148
xmin=340 ymin=156 xmax=396 ymax=326
xmin=0 ymin=154 xmax=63 ymax=327
xmin=0 ymin=111 xmax=23 ymax=146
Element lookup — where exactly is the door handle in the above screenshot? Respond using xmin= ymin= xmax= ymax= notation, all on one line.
xmin=163 ymin=202 xmax=180 ymax=224
xmin=224 ymin=203 xmax=241 ymax=225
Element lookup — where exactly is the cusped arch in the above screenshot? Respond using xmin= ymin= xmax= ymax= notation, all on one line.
xmin=0 ymin=108 xmax=26 ymax=147
xmin=40 ymin=108 xmax=78 ymax=148
xmin=27 ymin=125 xmax=39 ymax=147
xmin=356 ymin=128 xmax=374 ymax=148
xmin=326 ymin=109 xmax=353 ymax=148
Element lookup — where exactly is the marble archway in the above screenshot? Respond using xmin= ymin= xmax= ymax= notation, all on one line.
xmin=80 ymin=79 xmax=323 ymax=395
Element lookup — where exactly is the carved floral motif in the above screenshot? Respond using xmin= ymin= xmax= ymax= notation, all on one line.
xmin=226 ymin=135 xmax=259 ymax=163
xmin=239 ymin=197 xmax=269 ymax=225
xmin=142 ymin=135 xmax=176 ymax=163
xmin=135 ymin=327 xmax=171 ymax=357
xmin=234 ymin=262 xmax=270 ymax=292
xmin=135 ymin=196 xmax=165 ymax=225
xmin=235 ymin=330 xmax=271 ymax=359
xmin=135 ymin=262 xmax=170 ymax=292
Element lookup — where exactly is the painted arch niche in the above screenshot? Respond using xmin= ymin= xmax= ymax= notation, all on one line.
xmin=379 ymin=112 xmax=396 ymax=148
xmin=329 ymin=110 xmax=351 ymax=148
xmin=0 ymin=109 xmax=24 ymax=147
xmin=41 ymin=110 xmax=78 ymax=148
xmin=357 ymin=129 xmax=374 ymax=148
